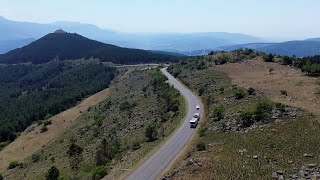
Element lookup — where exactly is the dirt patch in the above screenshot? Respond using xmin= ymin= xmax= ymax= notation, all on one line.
xmin=216 ymin=59 xmax=320 ymax=116
xmin=0 ymin=88 xmax=110 ymax=172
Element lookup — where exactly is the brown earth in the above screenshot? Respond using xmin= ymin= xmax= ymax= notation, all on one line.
xmin=0 ymin=88 xmax=110 ymax=172
xmin=216 ymin=59 xmax=320 ymax=117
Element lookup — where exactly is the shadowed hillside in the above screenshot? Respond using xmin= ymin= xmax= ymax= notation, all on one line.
xmin=0 ymin=31 xmax=178 ymax=64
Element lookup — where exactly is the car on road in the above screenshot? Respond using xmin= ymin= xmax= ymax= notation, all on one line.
xmin=193 ymin=113 xmax=200 ymax=120
xmin=196 ymin=105 xmax=200 ymax=110
xmin=190 ymin=118 xmax=198 ymax=128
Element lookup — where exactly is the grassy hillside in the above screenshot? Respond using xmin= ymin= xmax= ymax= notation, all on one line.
xmin=2 ymin=67 xmax=185 ymax=179
xmin=0 ymin=60 xmax=116 ymax=144
xmin=0 ymin=32 xmax=178 ymax=64
xmin=164 ymin=56 xmax=320 ymax=179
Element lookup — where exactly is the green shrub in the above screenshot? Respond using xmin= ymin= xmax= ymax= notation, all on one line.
xmin=32 ymin=153 xmax=41 ymax=163
xmin=254 ymin=100 xmax=273 ymax=121
xmin=41 ymin=126 xmax=48 ymax=133
xmin=130 ymin=140 xmax=141 ymax=151
xmin=45 ymin=166 xmax=59 ymax=180
xmin=196 ymin=142 xmax=206 ymax=151
xmin=212 ymin=104 xmax=225 ymax=121
xmin=239 ymin=110 xmax=254 ymax=128
xmin=92 ymin=166 xmax=108 ymax=180
xmin=276 ymin=103 xmax=287 ymax=112
xmin=8 ymin=161 xmax=20 ymax=169
xmin=144 ymin=123 xmax=158 ymax=142
xmin=119 ymin=101 xmax=137 ymax=111
xmin=247 ymin=87 xmax=255 ymax=95
xmin=263 ymin=53 xmax=274 ymax=62
xmin=233 ymin=87 xmax=246 ymax=99
xmin=0 ymin=173 xmax=3 ymax=180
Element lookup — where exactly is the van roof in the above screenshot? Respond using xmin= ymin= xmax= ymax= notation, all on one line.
xmin=190 ymin=118 xmax=198 ymax=123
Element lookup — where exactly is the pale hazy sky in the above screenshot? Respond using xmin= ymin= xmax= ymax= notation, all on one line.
xmin=0 ymin=0 xmax=319 ymax=39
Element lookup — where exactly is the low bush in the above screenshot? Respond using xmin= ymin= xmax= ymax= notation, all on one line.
xmin=247 ymin=87 xmax=255 ymax=95
xmin=280 ymin=90 xmax=288 ymax=96
xmin=254 ymin=100 xmax=273 ymax=122
xmin=212 ymin=104 xmax=225 ymax=121
xmin=239 ymin=110 xmax=254 ymax=128
xmin=8 ymin=161 xmax=21 ymax=169
xmin=196 ymin=142 xmax=206 ymax=151
xmin=233 ymin=87 xmax=246 ymax=99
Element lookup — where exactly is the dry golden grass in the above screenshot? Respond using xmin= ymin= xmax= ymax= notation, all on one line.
xmin=0 ymin=88 xmax=110 ymax=172
xmin=216 ymin=59 xmax=320 ymax=117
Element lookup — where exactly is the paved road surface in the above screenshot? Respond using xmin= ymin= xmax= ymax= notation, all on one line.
xmin=126 ymin=68 xmax=202 ymax=180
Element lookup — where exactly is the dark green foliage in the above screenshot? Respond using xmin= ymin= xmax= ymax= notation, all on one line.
xmin=0 ymin=173 xmax=3 ymax=180
xmin=239 ymin=111 xmax=254 ymax=128
xmin=150 ymin=69 xmax=181 ymax=121
xmin=198 ymin=87 xmax=205 ymax=96
xmin=67 ymin=142 xmax=83 ymax=171
xmin=41 ymin=126 xmax=48 ymax=133
xmin=247 ymin=87 xmax=256 ymax=95
xmin=276 ymin=103 xmax=287 ymax=112
xmin=0 ymin=33 xmax=178 ymax=64
xmin=92 ymin=166 xmax=108 ymax=180
xmin=8 ymin=161 xmax=21 ymax=169
xmin=233 ymin=87 xmax=246 ymax=99
xmin=145 ymin=123 xmax=158 ymax=142
xmin=32 ymin=153 xmax=41 ymax=163
xmin=254 ymin=100 xmax=273 ymax=122
xmin=119 ymin=101 xmax=137 ymax=111
xmin=263 ymin=53 xmax=274 ymax=62
xmin=0 ymin=60 xmax=116 ymax=142
xmin=45 ymin=166 xmax=60 ymax=180
xmin=281 ymin=56 xmax=293 ymax=65
xmin=196 ymin=142 xmax=206 ymax=151
xmin=172 ymin=69 xmax=182 ymax=78
xmin=212 ymin=104 xmax=225 ymax=121
xmin=205 ymin=94 xmax=215 ymax=106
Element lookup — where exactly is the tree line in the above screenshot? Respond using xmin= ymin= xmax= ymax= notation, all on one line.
xmin=0 ymin=60 xmax=117 ymax=142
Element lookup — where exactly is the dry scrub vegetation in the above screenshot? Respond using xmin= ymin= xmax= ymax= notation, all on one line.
xmin=165 ymin=53 xmax=320 ymax=179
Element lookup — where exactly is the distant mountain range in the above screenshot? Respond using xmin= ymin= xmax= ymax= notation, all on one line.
xmin=0 ymin=30 xmax=177 ymax=64
xmin=0 ymin=16 xmax=263 ymax=54
xmin=2 ymin=16 xmax=320 ymax=57
xmin=216 ymin=40 xmax=320 ymax=57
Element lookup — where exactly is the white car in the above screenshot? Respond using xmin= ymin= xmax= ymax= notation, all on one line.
xmin=196 ymin=105 xmax=200 ymax=110
xmin=190 ymin=118 xmax=198 ymax=128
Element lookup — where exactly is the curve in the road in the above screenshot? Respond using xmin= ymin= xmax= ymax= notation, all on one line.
xmin=126 ymin=68 xmax=202 ymax=180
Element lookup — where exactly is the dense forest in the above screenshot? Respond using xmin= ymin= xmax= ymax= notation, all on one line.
xmin=0 ymin=32 xmax=178 ymax=64
xmin=0 ymin=60 xmax=117 ymax=142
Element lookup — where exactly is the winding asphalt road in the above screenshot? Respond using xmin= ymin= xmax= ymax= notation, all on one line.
xmin=126 ymin=68 xmax=202 ymax=180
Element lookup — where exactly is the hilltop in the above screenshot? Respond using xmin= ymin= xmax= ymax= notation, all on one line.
xmin=0 ymin=30 xmax=178 ymax=64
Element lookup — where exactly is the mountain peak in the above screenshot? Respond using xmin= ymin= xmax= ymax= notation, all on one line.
xmin=54 ymin=29 xmax=67 ymax=34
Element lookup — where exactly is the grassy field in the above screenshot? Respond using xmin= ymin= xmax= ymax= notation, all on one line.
xmin=2 ymin=67 xmax=186 ymax=180
xmin=165 ymin=57 xmax=320 ymax=179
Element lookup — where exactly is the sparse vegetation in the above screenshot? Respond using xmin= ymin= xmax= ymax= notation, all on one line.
xmin=165 ymin=58 xmax=320 ymax=179
xmin=8 ymin=161 xmax=21 ymax=169
xmin=269 ymin=67 xmax=274 ymax=74
xmin=196 ymin=142 xmax=206 ymax=151
xmin=280 ymin=90 xmax=288 ymax=96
